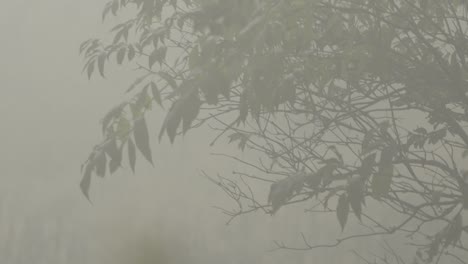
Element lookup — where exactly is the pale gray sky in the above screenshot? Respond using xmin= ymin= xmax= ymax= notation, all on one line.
xmin=0 ymin=1 xmax=374 ymax=263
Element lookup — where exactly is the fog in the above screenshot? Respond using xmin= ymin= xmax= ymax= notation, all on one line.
xmin=0 ymin=1 xmax=444 ymax=263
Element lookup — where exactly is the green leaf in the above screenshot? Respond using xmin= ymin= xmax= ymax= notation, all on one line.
xmin=128 ymin=138 xmax=136 ymax=173
xmin=134 ymin=117 xmax=153 ymax=165
xmin=336 ymin=193 xmax=349 ymax=231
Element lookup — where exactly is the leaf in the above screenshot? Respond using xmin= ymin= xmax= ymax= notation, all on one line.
xmin=128 ymin=45 xmax=136 ymax=60
xmin=150 ymin=82 xmax=162 ymax=106
xmin=268 ymin=175 xmax=304 ymax=214
xmin=149 ymin=47 xmax=167 ymax=68
xmin=126 ymin=73 xmax=152 ymax=93
xmin=237 ymin=90 xmax=248 ymax=124
xmin=336 ymin=193 xmax=349 ymax=231
xmin=80 ymin=163 xmax=93 ymax=201
xmin=149 ymin=49 xmax=159 ymax=68
xmin=111 ymin=0 xmax=118 ymax=15
xmin=102 ymin=1 xmax=113 ymax=21
xmin=101 ymin=103 xmax=125 ymax=133
xmin=113 ymin=30 xmax=124 ymax=44
xmin=116 ymin=47 xmax=126 ymax=64
xmin=115 ymin=117 xmax=131 ymax=139
xmin=97 ymin=53 xmax=106 ymax=77
xmin=181 ymin=90 xmax=201 ymax=134
xmin=109 ymin=158 xmax=121 ymax=174
xmin=158 ymin=71 xmax=177 ymax=89
xmin=159 ymin=101 xmax=183 ymax=143
xmin=95 ymin=151 xmax=107 ymax=177
xmin=159 ymin=88 xmax=200 ymax=143
xmin=371 ymin=146 xmax=395 ymax=197
xmin=359 ymin=153 xmax=376 ymax=180
xmin=348 ymin=178 xmax=365 ymax=220
xmin=134 ymin=117 xmax=153 ymax=165
xmin=443 ymin=214 xmax=463 ymax=247
xmin=103 ymin=139 xmax=120 ymax=162
xmin=228 ymin=132 xmax=250 ymax=150
xmin=128 ymin=138 xmax=136 ymax=173
xmin=315 ymin=159 xmax=340 ymax=187
xmin=133 ymin=86 xmax=150 ymax=117
xmin=462 ymin=149 xmax=468 ymax=159
xmin=87 ymin=60 xmax=95 ymax=79
xmin=304 ymin=161 xmax=338 ymax=188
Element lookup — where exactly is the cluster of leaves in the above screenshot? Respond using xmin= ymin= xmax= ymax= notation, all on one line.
xmin=81 ymin=0 xmax=468 ymax=263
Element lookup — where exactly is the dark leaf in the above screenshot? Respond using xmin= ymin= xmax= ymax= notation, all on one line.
xmin=149 ymin=49 xmax=159 ymax=68
xmin=348 ymin=179 xmax=365 ymax=220
xmin=359 ymin=153 xmax=376 ymax=180
xmin=149 ymin=47 xmax=167 ymax=68
xmin=95 ymin=151 xmax=107 ymax=177
xmin=97 ymin=53 xmax=106 ymax=77
xmin=116 ymin=47 xmax=126 ymax=64
xmin=150 ymin=82 xmax=162 ymax=106
xmin=443 ymin=214 xmax=463 ymax=247
xmin=228 ymin=132 xmax=250 ymax=151
xmin=80 ymin=163 xmax=93 ymax=201
xmin=109 ymin=158 xmax=120 ymax=174
xmin=128 ymin=45 xmax=136 ymax=60
xmin=102 ymin=1 xmax=113 ymax=21
xmin=336 ymin=193 xmax=349 ymax=231
xmin=158 ymin=71 xmax=177 ymax=89
xmin=103 ymin=139 xmax=120 ymax=162
xmin=128 ymin=138 xmax=136 ymax=173
xmin=159 ymin=88 xmax=200 ymax=143
xmin=134 ymin=117 xmax=153 ymax=165
xmin=160 ymin=103 xmax=182 ymax=143
xmin=101 ymin=103 xmax=125 ymax=133
xmin=268 ymin=175 xmax=304 ymax=215
xmin=126 ymin=73 xmax=151 ymax=93
xmin=371 ymin=146 xmax=395 ymax=196
xmin=87 ymin=60 xmax=95 ymax=79
xmin=111 ymin=0 xmax=118 ymax=15
xmin=181 ymin=90 xmax=200 ymax=134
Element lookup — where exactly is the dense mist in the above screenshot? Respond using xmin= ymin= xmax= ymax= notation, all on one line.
xmin=2 ymin=1 xmax=468 ymax=264
xmin=0 ymin=1 xmax=355 ymax=263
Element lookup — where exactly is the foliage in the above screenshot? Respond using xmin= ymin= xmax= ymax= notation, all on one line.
xmin=81 ymin=0 xmax=468 ymax=262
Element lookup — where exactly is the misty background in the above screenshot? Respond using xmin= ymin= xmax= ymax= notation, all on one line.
xmin=0 ymin=1 xmax=385 ymax=263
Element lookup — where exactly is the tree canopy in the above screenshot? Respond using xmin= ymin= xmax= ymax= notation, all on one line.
xmin=80 ymin=0 xmax=468 ymax=262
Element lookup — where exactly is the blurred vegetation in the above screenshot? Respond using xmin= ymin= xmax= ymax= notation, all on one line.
xmin=81 ymin=0 xmax=468 ymax=263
